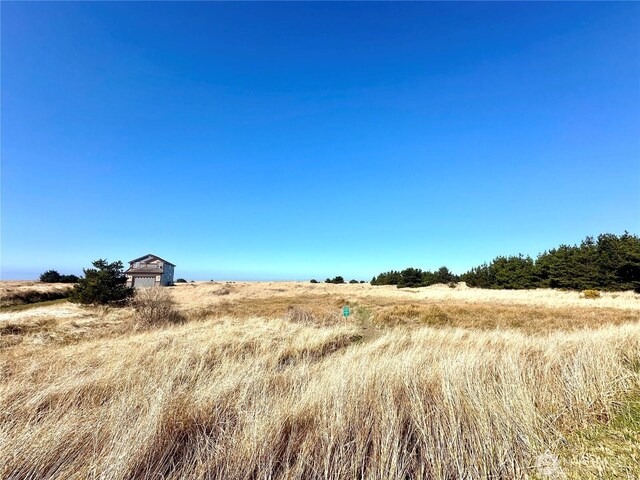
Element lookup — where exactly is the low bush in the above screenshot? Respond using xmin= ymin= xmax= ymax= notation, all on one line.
xmin=325 ymin=276 xmax=345 ymax=284
xmin=582 ymin=289 xmax=601 ymax=299
xmin=39 ymin=270 xmax=79 ymax=283
xmin=61 ymin=274 xmax=80 ymax=283
xmin=310 ymin=279 xmax=319 ymax=284
xmin=132 ymin=287 xmax=185 ymax=327
xmin=40 ymin=270 xmax=62 ymax=283
xmin=175 ymin=278 xmax=187 ymax=283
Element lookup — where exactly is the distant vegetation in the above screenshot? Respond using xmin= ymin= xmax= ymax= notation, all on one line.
xmin=325 ymin=276 xmax=345 ymax=284
xmin=311 ymin=278 xmax=364 ymax=284
xmin=372 ymin=232 xmax=640 ymax=291
xmin=371 ymin=266 xmax=456 ymax=288
xmin=69 ymin=259 xmax=134 ymax=305
xmin=39 ymin=270 xmax=80 ymax=283
xmin=175 ymin=278 xmax=188 ymax=283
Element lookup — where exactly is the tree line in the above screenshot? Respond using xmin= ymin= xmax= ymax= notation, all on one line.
xmin=371 ymin=266 xmax=456 ymax=288
xmin=371 ymin=232 xmax=640 ymax=291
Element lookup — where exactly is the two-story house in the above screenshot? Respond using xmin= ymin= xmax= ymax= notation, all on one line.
xmin=125 ymin=254 xmax=176 ymax=288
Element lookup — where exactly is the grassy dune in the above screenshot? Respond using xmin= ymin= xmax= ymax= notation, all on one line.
xmin=0 ymin=281 xmax=73 ymax=308
xmin=1 ymin=282 xmax=639 ymax=479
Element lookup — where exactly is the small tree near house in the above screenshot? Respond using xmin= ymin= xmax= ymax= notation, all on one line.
xmin=69 ymin=259 xmax=134 ymax=305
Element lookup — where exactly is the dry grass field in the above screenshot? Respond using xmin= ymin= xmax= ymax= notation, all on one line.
xmin=0 ymin=281 xmax=72 ymax=308
xmin=1 ymin=281 xmax=639 ymax=479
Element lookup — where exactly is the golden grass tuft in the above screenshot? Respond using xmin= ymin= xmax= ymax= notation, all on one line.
xmin=582 ymin=289 xmax=601 ymax=299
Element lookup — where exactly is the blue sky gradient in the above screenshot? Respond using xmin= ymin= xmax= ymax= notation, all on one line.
xmin=2 ymin=2 xmax=639 ymax=280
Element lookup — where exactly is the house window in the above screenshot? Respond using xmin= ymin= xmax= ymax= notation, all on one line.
xmin=134 ymin=262 xmax=140 ymax=268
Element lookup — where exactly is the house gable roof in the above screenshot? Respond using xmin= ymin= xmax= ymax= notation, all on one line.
xmin=129 ymin=254 xmax=176 ymax=266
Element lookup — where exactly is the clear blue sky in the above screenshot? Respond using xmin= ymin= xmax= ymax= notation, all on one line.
xmin=2 ymin=2 xmax=639 ymax=281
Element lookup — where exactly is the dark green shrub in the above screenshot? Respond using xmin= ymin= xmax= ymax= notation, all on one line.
xmin=310 ymin=279 xmax=319 ymax=284
xmin=175 ymin=278 xmax=188 ymax=283
xmin=39 ymin=270 xmax=62 ymax=283
xmin=39 ymin=270 xmax=79 ymax=283
xmin=325 ymin=276 xmax=345 ymax=284
xmin=60 ymin=274 xmax=79 ymax=283
xmin=69 ymin=259 xmax=133 ymax=305
xmin=349 ymin=279 xmax=359 ymax=284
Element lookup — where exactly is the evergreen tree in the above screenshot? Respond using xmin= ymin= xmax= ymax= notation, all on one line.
xmin=397 ymin=268 xmax=424 ymax=288
xmin=371 ymin=270 xmax=402 ymax=285
xmin=39 ymin=270 xmax=62 ymax=283
xmin=372 ymin=233 xmax=640 ymax=292
xmin=69 ymin=259 xmax=133 ymax=305
xmin=434 ymin=266 xmax=456 ymax=284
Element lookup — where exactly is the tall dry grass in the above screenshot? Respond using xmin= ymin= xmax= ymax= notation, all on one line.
xmin=0 ymin=282 xmax=73 ymax=308
xmin=1 ymin=314 xmax=639 ymax=479
xmin=170 ymin=281 xmax=640 ymax=310
xmin=185 ymin=294 xmax=640 ymax=333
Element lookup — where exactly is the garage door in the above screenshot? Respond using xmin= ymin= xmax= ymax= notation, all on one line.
xmin=134 ymin=276 xmax=156 ymax=288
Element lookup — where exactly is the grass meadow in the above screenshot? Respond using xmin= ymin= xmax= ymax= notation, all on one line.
xmin=1 ymin=281 xmax=639 ymax=479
